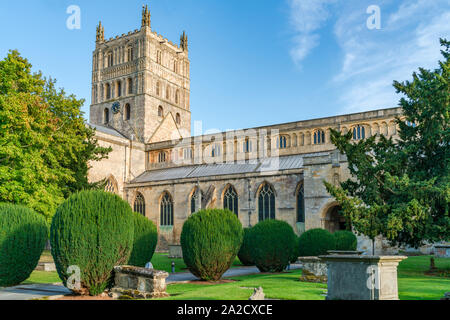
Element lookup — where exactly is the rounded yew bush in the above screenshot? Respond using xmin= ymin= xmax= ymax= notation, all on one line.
xmin=50 ymin=190 xmax=134 ymax=296
xmin=238 ymin=228 xmax=254 ymax=266
xmin=333 ymin=230 xmax=357 ymax=251
xmin=0 ymin=203 xmax=48 ymax=287
xmin=128 ymin=212 xmax=158 ymax=267
xmin=247 ymin=219 xmax=297 ymax=273
xmin=180 ymin=209 xmax=243 ymax=281
xmin=290 ymin=236 xmax=300 ymax=263
xmin=298 ymin=228 xmax=336 ymax=256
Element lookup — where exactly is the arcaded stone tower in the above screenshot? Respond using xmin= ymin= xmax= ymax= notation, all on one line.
xmin=90 ymin=5 xmax=191 ymax=143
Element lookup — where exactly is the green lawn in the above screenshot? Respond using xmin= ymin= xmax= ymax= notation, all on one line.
xmin=23 ymin=271 xmax=61 ymax=285
xmin=23 ymin=255 xmax=449 ymax=300
xmin=157 ymin=255 xmax=449 ymax=300
xmin=397 ymin=255 xmax=450 ymax=300
xmin=151 ymin=253 xmax=243 ymax=274
xmin=161 ymin=269 xmax=326 ymax=300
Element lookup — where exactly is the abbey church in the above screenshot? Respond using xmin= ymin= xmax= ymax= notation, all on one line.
xmin=88 ymin=6 xmax=404 ymax=252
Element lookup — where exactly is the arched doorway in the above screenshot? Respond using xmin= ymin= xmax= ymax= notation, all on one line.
xmin=324 ymin=205 xmax=347 ymax=233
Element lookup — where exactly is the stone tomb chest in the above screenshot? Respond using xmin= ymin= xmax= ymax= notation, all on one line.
xmin=111 ymin=266 xmax=169 ymax=299
xmin=320 ymin=255 xmax=407 ymax=300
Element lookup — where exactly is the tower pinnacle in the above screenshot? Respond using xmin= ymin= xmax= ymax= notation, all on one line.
xmin=96 ymin=21 xmax=104 ymax=43
xmin=180 ymin=31 xmax=188 ymax=52
xmin=141 ymin=5 xmax=151 ymax=28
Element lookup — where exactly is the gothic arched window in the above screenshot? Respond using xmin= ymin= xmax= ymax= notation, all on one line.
xmin=166 ymin=86 xmax=170 ymax=100
xmin=104 ymin=108 xmax=109 ymax=124
xmin=243 ymin=138 xmax=252 ymax=153
xmin=314 ymin=130 xmax=325 ymax=145
xmin=176 ymin=113 xmax=181 ymax=125
xmin=277 ymin=136 xmax=288 ymax=149
xmin=190 ymin=188 xmax=203 ymax=214
xmin=105 ymin=177 xmax=117 ymax=194
xmin=353 ymin=125 xmax=365 ymax=140
xmin=106 ymin=83 xmax=111 ymax=100
xmin=211 ymin=144 xmax=221 ymax=158
xmin=158 ymin=106 xmax=164 ymax=117
xmin=297 ymin=183 xmax=305 ymax=223
xmin=134 ymin=192 xmax=146 ymax=216
xmin=127 ymin=78 xmax=133 ymax=95
xmin=223 ymin=185 xmax=239 ymax=216
xmin=158 ymin=151 xmax=167 ymax=163
xmin=124 ymin=104 xmax=131 ymax=121
xmin=160 ymin=192 xmax=174 ymax=226
xmin=127 ymin=46 xmax=134 ymax=62
xmin=117 ymin=80 xmax=122 ymax=97
xmin=175 ymin=90 xmax=180 ymax=104
xmin=258 ymin=183 xmax=275 ymax=221
xmin=107 ymin=52 xmax=113 ymax=67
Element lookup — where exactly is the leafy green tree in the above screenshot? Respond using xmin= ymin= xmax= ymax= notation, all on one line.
xmin=0 ymin=50 xmax=110 ymax=220
xmin=325 ymin=39 xmax=450 ymax=249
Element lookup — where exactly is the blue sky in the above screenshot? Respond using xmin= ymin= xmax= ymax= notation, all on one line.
xmin=0 ymin=0 xmax=449 ymax=134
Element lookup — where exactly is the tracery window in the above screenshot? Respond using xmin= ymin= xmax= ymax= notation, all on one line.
xmin=258 ymin=183 xmax=275 ymax=221
xmin=223 ymin=185 xmax=239 ymax=216
xmin=160 ymin=193 xmax=174 ymax=226
xmin=134 ymin=193 xmax=146 ymax=216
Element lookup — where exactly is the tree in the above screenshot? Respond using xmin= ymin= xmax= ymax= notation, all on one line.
xmin=325 ymin=39 xmax=450 ymax=249
xmin=0 ymin=50 xmax=110 ymax=220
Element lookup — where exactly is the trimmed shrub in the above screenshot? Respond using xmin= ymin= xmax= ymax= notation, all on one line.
xmin=298 ymin=228 xmax=335 ymax=257
xmin=290 ymin=236 xmax=300 ymax=263
xmin=180 ymin=209 xmax=243 ymax=281
xmin=50 ymin=190 xmax=134 ymax=296
xmin=128 ymin=212 xmax=158 ymax=267
xmin=247 ymin=219 xmax=297 ymax=273
xmin=333 ymin=230 xmax=357 ymax=251
xmin=238 ymin=228 xmax=254 ymax=266
xmin=0 ymin=203 xmax=48 ymax=287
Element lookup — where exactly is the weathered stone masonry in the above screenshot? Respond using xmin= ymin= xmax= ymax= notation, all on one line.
xmin=87 ymin=6 xmax=405 ymax=252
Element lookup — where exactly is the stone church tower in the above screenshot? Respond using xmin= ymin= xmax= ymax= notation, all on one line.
xmin=90 ymin=5 xmax=191 ymax=143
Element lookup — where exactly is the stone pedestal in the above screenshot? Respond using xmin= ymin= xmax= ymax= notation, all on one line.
xmin=111 ymin=266 xmax=169 ymax=299
xmin=320 ymin=255 xmax=407 ymax=300
xmin=298 ymin=257 xmax=328 ymax=283
xmin=434 ymin=245 xmax=450 ymax=258
xmin=168 ymin=245 xmax=183 ymax=259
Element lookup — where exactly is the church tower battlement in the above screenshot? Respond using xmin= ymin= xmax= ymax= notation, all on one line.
xmin=90 ymin=5 xmax=191 ymax=143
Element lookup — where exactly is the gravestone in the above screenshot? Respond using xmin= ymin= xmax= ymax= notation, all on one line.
xmin=320 ymin=255 xmax=407 ymax=300
xmin=249 ymin=287 xmax=265 ymax=300
xmin=434 ymin=245 xmax=450 ymax=258
xmin=298 ymin=257 xmax=327 ymax=283
xmin=169 ymin=245 xmax=183 ymax=259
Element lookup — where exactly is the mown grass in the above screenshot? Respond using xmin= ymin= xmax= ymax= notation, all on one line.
xmin=23 ymin=254 xmax=449 ymax=300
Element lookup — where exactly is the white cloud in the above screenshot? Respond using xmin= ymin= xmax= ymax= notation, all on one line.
xmin=331 ymin=0 xmax=450 ymax=113
xmin=286 ymin=0 xmax=450 ymax=112
xmin=288 ymin=0 xmax=335 ymax=65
